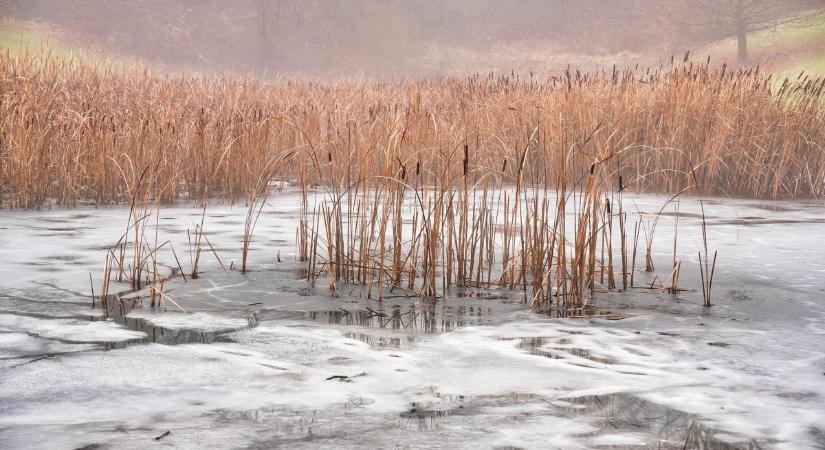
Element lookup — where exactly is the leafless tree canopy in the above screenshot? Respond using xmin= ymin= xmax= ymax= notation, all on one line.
xmin=659 ymin=0 xmax=825 ymax=62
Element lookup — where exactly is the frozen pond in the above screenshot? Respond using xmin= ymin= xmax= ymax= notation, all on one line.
xmin=1 ymin=192 xmax=824 ymax=449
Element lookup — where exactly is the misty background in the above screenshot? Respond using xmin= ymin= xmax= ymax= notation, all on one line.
xmin=1 ymin=0 xmax=824 ymax=77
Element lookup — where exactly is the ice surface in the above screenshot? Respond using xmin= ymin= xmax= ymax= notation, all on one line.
xmin=125 ymin=310 xmax=251 ymax=332
xmin=0 ymin=333 xmax=96 ymax=360
xmin=0 ymin=314 xmax=147 ymax=343
xmin=1 ymin=192 xmax=824 ymax=449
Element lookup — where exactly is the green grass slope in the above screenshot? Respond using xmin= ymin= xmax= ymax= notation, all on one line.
xmin=0 ymin=22 xmax=78 ymax=59
xmin=707 ymin=11 xmax=825 ymax=75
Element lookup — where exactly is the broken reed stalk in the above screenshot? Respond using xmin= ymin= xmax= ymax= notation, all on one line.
xmin=99 ymin=252 xmax=112 ymax=317
xmin=671 ymin=200 xmax=680 ymax=293
xmin=150 ymin=206 xmax=161 ymax=307
xmin=189 ymin=205 xmax=206 ymax=279
xmin=630 ymin=217 xmax=641 ymax=288
xmin=690 ymin=164 xmax=717 ymax=307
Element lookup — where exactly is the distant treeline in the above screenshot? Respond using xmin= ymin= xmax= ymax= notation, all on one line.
xmin=2 ymin=0 xmax=820 ymax=75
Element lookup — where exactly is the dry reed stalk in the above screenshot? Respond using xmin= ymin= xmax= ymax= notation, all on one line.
xmin=189 ymin=205 xmax=207 ymax=279
xmin=689 ymin=164 xmax=717 ymax=307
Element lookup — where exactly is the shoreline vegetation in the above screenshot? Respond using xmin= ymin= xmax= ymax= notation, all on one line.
xmin=1 ymin=51 xmax=824 ymax=210
xmin=3 ymin=50 xmax=823 ymax=312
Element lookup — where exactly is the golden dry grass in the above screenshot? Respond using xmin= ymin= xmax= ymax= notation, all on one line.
xmin=16 ymin=50 xmax=816 ymax=310
xmin=1 ymin=51 xmax=824 ymax=209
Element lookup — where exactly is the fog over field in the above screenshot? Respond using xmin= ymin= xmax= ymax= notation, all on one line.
xmin=1 ymin=0 xmax=824 ymax=76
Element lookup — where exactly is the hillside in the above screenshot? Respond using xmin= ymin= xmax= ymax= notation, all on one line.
xmin=0 ymin=21 xmax=78 ymax=58
xmin=2 ymin=9 xmax=825 ymax=77
xmin=705 ymin=11 xmax=825 ymax=75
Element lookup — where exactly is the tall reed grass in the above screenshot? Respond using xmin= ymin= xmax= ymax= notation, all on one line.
xmin=4 ymin=51 xmax=822 ymax=311
xmin=1 ymin=51 xmax=824 ymax=209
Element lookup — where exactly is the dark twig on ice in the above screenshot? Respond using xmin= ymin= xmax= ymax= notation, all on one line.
xmin=325 ymin=372 xmax=367 ymax=382
xmin=154 ymin=430 xmax=170 ymax=441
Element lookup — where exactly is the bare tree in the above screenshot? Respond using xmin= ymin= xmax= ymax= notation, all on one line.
xmin=663 ymin=0 xmax=825 ymax=64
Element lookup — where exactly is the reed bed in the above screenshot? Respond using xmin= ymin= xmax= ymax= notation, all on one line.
xmin=3 ymin=51 xmax=822 ymax=311
xmin=1 ymin=51 xmax=824 ymax=209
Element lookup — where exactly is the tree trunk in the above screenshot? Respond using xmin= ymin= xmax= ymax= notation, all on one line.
xmin=737 ymin=27 xmax=749 ymax=65
xmin=735 ymin=0 xmax=748 ymax=65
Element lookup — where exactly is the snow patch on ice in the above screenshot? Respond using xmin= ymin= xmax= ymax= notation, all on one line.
xmin=126 ymin=310 xmax=251 ymax=331
xmin=0 ymin=314 xmax=146 ymax=343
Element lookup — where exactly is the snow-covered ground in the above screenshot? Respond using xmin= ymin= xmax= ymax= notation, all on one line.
xmin=1 ymin=192 xmax=824 ymax=449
